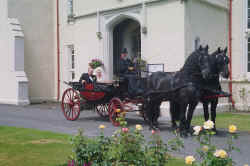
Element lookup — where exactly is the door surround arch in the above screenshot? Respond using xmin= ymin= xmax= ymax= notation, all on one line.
xmin=101 ymin=9 xmax=143 ymax=80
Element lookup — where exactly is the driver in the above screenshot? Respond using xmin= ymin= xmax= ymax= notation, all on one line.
xmin=119 ymin=48 xmax=136 ymax=76
xmin=119 ymin=48 xmax=144 ymax=97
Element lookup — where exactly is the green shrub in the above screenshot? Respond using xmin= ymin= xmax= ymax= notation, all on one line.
xmin=69 ymin=116 xmax=183 ymax=166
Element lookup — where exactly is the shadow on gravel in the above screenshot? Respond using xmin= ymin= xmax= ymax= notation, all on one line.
xmin=78 ymin=116 xmax=110 ymax=122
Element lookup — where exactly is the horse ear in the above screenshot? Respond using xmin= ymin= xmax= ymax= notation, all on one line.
xmin=205 ymin=45 xmax=209 ymax=52
xmin=218 ymin=47 xmax=221 ymax=52
xmin=199 ymin=45 xmax=202 ymax=51
xmin=224 ymin=47 xmax=228 ymax=53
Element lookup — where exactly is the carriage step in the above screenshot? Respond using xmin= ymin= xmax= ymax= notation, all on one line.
xmin=124 ymin=103 xmax=140 ymax=111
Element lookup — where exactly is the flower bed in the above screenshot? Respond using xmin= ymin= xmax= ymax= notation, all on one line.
xmin=67 ymin=116 xmax=183 ymax=166
xmin=66 ymin=117 xmax=244 ymax=166
xmin=185 ymin=120 xmax=241 ymax=166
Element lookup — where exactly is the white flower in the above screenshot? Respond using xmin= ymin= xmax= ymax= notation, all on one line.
xmin=193 ymin=126 xmax=202 ymax=135
xmin=203 ymin=120 xmax=214 ymax=130
xmin=185 ymin=156 xmax=195 ymax=165
xmin=135 ymin=124 xmax=143 ymax=131
xmin=214 ymin=149 xmax=227 ymax=158
xmin=214 ymin=149 xmax=220 ymax=157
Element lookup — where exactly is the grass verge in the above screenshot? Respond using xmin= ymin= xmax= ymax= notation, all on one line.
xmin=0 ymin=126 xmax=71 ymax=166
xmin=192 ymin=112 xmax=250 ymax=132
xmin=0 ymin=126 xmax=187 ymax=166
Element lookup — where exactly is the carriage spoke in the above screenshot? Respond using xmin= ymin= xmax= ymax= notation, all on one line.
xmin=66 ymin=107 xmax=71 ymax=118
xmin=95 ymin=104 xmax=109 ymax=117
xmin=71 ymin=107 xmax=74 ymax=119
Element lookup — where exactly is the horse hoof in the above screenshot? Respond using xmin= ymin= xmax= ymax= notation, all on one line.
xmin=155 ymin=127 xmax=160 ymax=131
xmin=212 ymin=128 xmax=217 ymax=134
xmin=180 ymin=131 xmax=188 ymax=138
xmin=153 ymin=122 xmax=159 ymax=127
xmin=149 ymin=126 xmax=157 ymax=130
xmin=188 ymin=128 xmax=194 ymax=134
xmin=172 ymin=124 xmax=178 ymax=130
xmin=149 ymin=125 xmax=160 ymax=131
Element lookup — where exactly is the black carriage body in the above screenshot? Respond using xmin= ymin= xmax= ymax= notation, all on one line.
xmin=68 ymin=81 xmax=119 ymax=105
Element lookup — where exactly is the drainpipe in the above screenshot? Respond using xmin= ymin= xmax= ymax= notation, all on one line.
xmin=228 ymin=0 xmax=235 ymax=108
xmin=56 ymin=0 xmax=60 ymax=101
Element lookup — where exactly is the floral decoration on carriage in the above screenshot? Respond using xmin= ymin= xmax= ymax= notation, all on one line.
xmin=88 ymin=59 xmax=103 ymax=69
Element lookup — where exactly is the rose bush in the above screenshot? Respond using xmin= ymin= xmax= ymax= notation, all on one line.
xmin=68 ymin=116 xmax=183 ymax=166
xmin=185 ymin=121 xmax=240 ymax=166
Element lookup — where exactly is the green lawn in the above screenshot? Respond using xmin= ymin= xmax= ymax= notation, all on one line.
xmin=1 ymin=112 xmax=249 ymax=166
xmin=192 ymin=112 xmax=250 ymax=132
xmin=0 ymin=126 xmax=187 ymax=166
xmin=0 ymin=126 xmax=71 ymax=166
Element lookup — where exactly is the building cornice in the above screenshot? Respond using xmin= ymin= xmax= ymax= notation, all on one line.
xmin=74 ymin=0 xmax=172 ymax=20
xmin=197 ymin=0 xmax=228 ymax=10
xmin=73 ymin=0 xmax=228 ymax=21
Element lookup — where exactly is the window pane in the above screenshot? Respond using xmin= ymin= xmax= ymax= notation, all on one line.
xmin=249 ymin=0 xmax=250 ymax=8
xmin=72 ymin=72 xmax=75 ymax=80
xmin=72 ymin=55 xmax=75 ymax=69
xmin=67 ymin=0 xmax=73 ymax=16
xmin=248 ymin=9 xmax=250 ymax=18
xmin=248 ymin=52 xmax=250 ymax=72
xmin=248 ymin=19 xmax=250 ymax=29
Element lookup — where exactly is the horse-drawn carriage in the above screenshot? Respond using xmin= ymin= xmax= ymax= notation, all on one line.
xmin=61 ymin=45 xmax=232 ymax=136
xmin=61 ymin=78 xmax=147 ymax=126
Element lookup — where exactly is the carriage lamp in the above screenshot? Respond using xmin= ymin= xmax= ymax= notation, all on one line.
xmin=96 ymin=32 xmax=102 ymax=39
xmin=116 ymin=109 xmax=121 ymax=113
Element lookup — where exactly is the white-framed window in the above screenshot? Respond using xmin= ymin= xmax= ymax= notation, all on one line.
xmin=248 ymin=38 xmax=250 ymax=73
xmin=67 ymin=45 xmax=76 ymax=81
xmin=67 ymin=0 xmax=73 ymax=16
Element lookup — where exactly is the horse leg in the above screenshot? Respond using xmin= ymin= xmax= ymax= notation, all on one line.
xmin=203 ymin=101 xmax=209 ymax=121
xmin=179 ymin=103 xmax=188 ymax=137
xmin=152 ymin=102 xmax=161 ymax=128
xmin=145 ymin=100 xmax=157 ymax=130
xmin=186 ymin=102 xmax=198 ymax=134
xmin=170 ymin=101 xmax=178 ymax=129
xmin=211 ymin=98 xmax=218 ymax=132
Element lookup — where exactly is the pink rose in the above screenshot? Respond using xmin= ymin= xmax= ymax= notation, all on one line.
xmin=122 ymin=128 xmax=129 ymax=133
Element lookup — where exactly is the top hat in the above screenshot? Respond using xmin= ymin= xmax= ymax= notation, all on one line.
xmin=121 ymin=48 xmax=128 ymax=54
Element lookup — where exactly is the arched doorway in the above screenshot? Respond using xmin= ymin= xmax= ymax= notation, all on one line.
xmin=112 ymin=19 xmax=141 ymax=76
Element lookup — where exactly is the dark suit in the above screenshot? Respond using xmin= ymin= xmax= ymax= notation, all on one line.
xmin=119 ymin=58 xmax=135 ymax=75
xmin=79 ymin=73 xmax=96 ymax=84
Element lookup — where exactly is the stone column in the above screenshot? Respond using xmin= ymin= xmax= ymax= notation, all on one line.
xmin=0 ymin=1 xmax=30 ymax=105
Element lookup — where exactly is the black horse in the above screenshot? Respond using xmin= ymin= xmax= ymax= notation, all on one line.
xmin=169 ymin=47 xmax=230 ymax=132
xmin=145 ymin=45 xmax=213 ymax=136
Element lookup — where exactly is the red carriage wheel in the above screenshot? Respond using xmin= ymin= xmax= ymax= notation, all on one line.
xmin=61 ymin=88 xmax=80 ymax=121
xmin=95 ymin=104 xmax=109 ymax=117
xmin=109 ymin=98 xmax=124 ymax=126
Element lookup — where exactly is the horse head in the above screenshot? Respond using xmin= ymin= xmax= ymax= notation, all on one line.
xmin=211 ymin=47 xmax=229 ymax=79
xmin=197 ymin=45 xmax=212 ymax=80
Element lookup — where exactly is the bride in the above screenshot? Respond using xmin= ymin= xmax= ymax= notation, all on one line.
xmin=94 ymin=67 xmax=112 ymax=83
